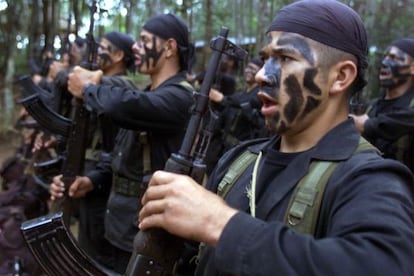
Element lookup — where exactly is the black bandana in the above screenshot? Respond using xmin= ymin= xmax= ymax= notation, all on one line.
xmin=143 ymin=13 xmax=194 ymax=71
xmin=391 ymin=38 xmax=414 ymax=59
xmin=268 ymin=0 xmax=368 ymax=92
xmin=103 ymin=31 xmax=135 ymax=69
xmin=250 ymin=56 xmax=264 ymax=68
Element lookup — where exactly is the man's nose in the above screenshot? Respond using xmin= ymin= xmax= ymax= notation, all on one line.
xmin=255 ymin=67 xmax=278 ymax=87
xmin=255 ymin=67 xmax=267 ymax=85
xmin=132 ymin=41 xmax=143 ymax=52
xmin=132 ymin=42 xmax=139 ymax=52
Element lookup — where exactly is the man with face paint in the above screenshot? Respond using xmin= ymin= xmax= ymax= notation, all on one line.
xmin=54 ymin=13 xmax=194 ymax=274
xmin=96 ymin=31 xmax=135 ymax=76
xmin=138 ymin=1 xmax=414 ymax=275
xmin=209 ymin=56 xmax=268 ymax=153
xmin=351 ymin=38 xmax=414 ymax=173
xmin=49 ymin=31 xmax=137 ymax=270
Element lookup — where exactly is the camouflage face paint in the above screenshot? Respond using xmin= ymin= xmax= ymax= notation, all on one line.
xmin=277 ymin=34 xmax=314 ymax=65
xmin=260 ymin=58 xmax=283 ymax=133
xmin=301 ymin=96 xmax=321 ymax=119
xmin=262 ymin=58 xmax=281 ymax=92
xmin=279 ymin=36 xmax=321 ymax=127
xmin=284 ymin=74 xmax=304 ymax=123
xmin=98 ymin=52 xmax=112 ymax=69
xmin=298 ymin=68 xmax=323 ymax=119
xmin=303 ymin=68 xmax=322 ymax=95
xmin=265 ymin=110 xmax=288 ymax=134
xmin=260 ymin=32 xmax=325 ymax=134
xmin=380 ymin=46 xmax=412 ymax=89
xmin=380 ymin=59 xmax=410 ymax=88
xmin=97 ymin=42 xmax=115 ymax=69
xmin=143 ymin=36 xmax=164 ymax=69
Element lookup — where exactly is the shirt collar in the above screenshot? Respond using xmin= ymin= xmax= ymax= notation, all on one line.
xmin=248 ymin=118 xmax=360 ymax=162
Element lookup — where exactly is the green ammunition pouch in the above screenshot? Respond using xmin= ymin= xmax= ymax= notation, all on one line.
xmin=112 ymin=80 xmax=192 ymax=198
xmin=84 ymin=148 xmax=100 ymax=162
xmin=84 ymin=118 xmax=102 ymax=163
xmin=223 ymin=133 xmax=240 ymax=149
xmin=112 ymin=174 xmax=147 ymax=197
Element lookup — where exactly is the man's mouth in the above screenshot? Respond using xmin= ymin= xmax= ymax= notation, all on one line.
xmin=379 ymin=66 xmax=392 ymax=79
xmin=134 ymin=54 xmax=142 ymax=67
xmin=258 ymin=91 xmax=278 ymax=116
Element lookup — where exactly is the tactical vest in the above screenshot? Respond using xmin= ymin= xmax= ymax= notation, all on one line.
xmin=112 ymin=80 xmax=194 ymax=197
xmin=216 ymin=137 xmax=376 ymax=235
xmin=85 ymin=76 xmax=139 ymax=163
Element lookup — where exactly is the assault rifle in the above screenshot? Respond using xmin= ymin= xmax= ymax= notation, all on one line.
xmin=349 ymin=90 xmax=366 ymax=115
xmin=18 ymin=76 xmax=71 ymax=137
xmin=48 ymin=0 xmax=98 ymax=225
xmin=20 ymin=212 xmax=116 ymax=276
xmin=125 ymin=27 xmax=247 ymax=275
xmin=20 ymin=26 xmax=246 ymax=276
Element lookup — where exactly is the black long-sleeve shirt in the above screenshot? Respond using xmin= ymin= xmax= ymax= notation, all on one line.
xmin=364 ymin=87 xmax=414 ymax=172
xmin=84 ymin=72 xmax=194 ymax=251
xmin=197 ymin=119 xmax=414 ymax=275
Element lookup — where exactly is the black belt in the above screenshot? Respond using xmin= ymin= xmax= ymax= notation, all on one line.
xmin=112 ymin=174 xmax=145 ymax=197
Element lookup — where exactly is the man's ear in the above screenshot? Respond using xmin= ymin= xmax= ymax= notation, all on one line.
xmin=330 ymin=60 xmax=357 ymax=94
xmin=409 ymin=61 xmax=414 ymax=75
xmin=112 ymin=50 xmax=125 ymax=63
xmin=164 ymin=38 xmax=178 ymax=58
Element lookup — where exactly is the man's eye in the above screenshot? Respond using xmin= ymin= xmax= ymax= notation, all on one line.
xmin=260 ymin=52 xmax=269 ymax=61
xmin=279 ymin=55 xmax=293 ymax=63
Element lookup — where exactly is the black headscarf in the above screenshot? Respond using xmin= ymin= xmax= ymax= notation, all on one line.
xmin=250 ymin=56 xmax=264 ymax=68
xmin=143 ymin=13 xmax=194 ymax=71
xmin=391 ymin=38 xmax=414 ymax=59
xmin=103 ymin=31 xmax=135 ymax=70
xmin=267 ymin=0 xmax=368 ymax=92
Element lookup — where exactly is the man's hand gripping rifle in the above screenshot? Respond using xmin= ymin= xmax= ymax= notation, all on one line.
xmin=47 ymin=0 xmax=99 ymax=225
xmin=18 ymin=2 xmax=111 ymax=276
xmin=19 ymin=26 xmax=246 ymax=276
xmin=125 ymin=26 xmax=247 ymax=276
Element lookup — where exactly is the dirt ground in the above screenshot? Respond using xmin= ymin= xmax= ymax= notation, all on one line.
xmin=0 ymin=136 xmax=21 ymax=162
xmin=0 ymin=131 xmax=25 ymax=190
xmin=0 ymin=133 xmax=80 ymax=236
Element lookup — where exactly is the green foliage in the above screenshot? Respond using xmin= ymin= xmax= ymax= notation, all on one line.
xmin=2 ymin=0 xmax=414 ymax=133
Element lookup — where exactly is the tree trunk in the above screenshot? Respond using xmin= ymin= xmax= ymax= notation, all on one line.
xmin=28 ymin=0 xmax=41 ymax=61
xmin=3 ymin=46 xmax=16 ymax=133
xmin=255 ymin=0 xmax=267 ymax=55
xmin=125 ymin=0 xmax=138 ymax=35
xmin=73 ymin=0 xmax=81 ymax=34
xmin=186 ymin=0 xmax=194 ymax=42
xmin=1 ymin=0 xmax=20 ymax=134
xmin=202 ymin=0 xmax=213 ymax=68
xmin=42 ymin=0 xmax=51 ymax=51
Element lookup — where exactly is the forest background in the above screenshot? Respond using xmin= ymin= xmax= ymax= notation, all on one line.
xmin=0 ymin=0 xmax=413 ymax=140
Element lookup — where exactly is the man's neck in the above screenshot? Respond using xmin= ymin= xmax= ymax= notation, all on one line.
xmin=246 ymin=82 xmax=258 ymax=93
xmin=385 ymin=79 xmax=413 ymax=99
xmin=150 ymin=66 xmax=180 ymax=90
xmin=104 ymin=64 xmax=126 ymax=77
xmin=280 ymin=99 xmax=348 ymax=153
